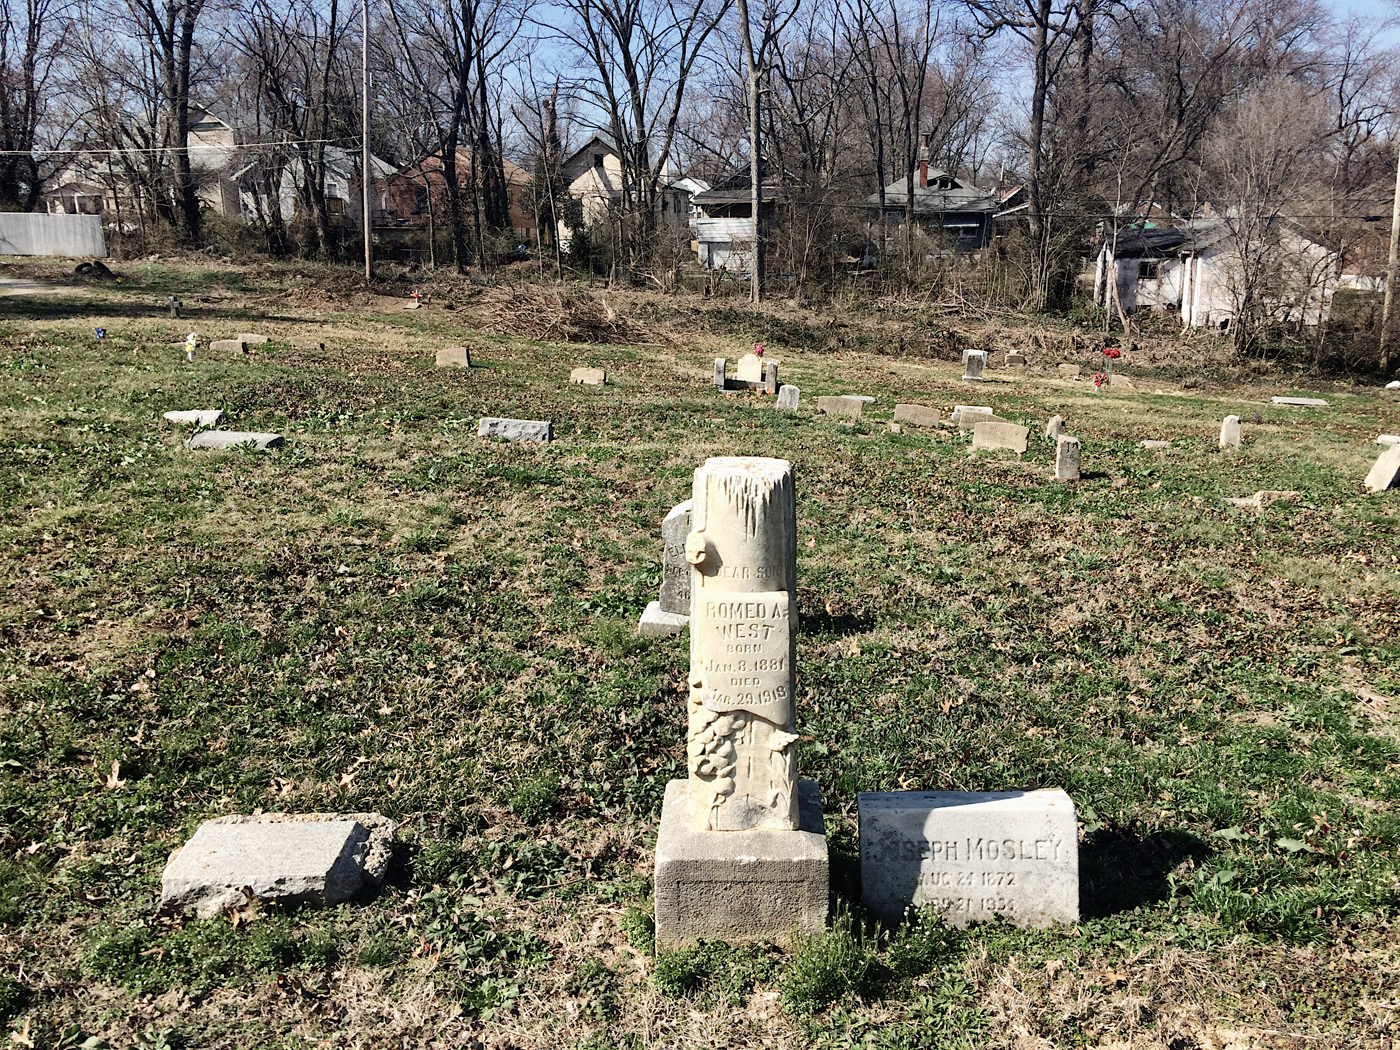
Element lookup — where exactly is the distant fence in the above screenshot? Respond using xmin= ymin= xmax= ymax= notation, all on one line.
xmin=0 ymin=214 xmax=107 ymax=257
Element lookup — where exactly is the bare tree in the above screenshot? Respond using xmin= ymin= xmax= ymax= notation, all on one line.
xmin=0 ymin=0 xmax=70 ymax=209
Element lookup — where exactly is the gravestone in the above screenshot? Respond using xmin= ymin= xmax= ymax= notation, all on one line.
xmin=736 ymin=355 xmax=764 ymax=384
xmin=962 ymin=350 xmax=987 ymax=382
xmin=570 ymin=367 xmax=606 ymax=385
xmin=1055 ymin=436 xmax=1081 ymax=482
xmin=291 ymin=337 xmax=325 ymax=350
xmin=972 ymin=421 xmax=1029 ymax=453
xmin=1272 ymin=396 xmax=1328 ymax=407
xmin=1140 ymin=440 xmax=1171 ymax=450
xmin=164 ymin=410 xmax=226 ymax=426
xmin=1219 ymin=415 xmax=1242 ymax=448
xmin=893 ymin=404 xmax=939 ymax=427
xmin=764 ymin=362 xmax=780 ymax=395
xmin=843 ymin=395 xmax=876 ymax=403
xmin=713 ymin=358 xmax=727 ymax=391
xmin=1057 ymin=364 xmax=1080 ymax=377
xmin=639 ymin=500 xmax=692 ymax=638
xmin=209 ymin=339 xmax=247 ymax=354
xmin=775 ymin=385 xmax=801 ymax=411
xmin=1376 ymin=435 xmax=1398 ymax=446
xmin=1006 ymin=352 xmax=1027 ymax=367
xmin=1045 ymin=415 xmax=1064 ymax=440
xmin=815 ymin=396 xmax=863 ymax=419
xmin=161 ymin=813 xmax=395 ymax=919
xmin=436 ymin=346 xmax=472 ymax=368
xmin=957 ymin=411 xmax=1006 ymax=432
xmin=1364 ymin=444 xmax=1400 ymax=492
xmin=478 ymin=418 xmax=552 ymax=443
xmin=654 ymin=457 xmax=828 ymax=948
xmin=1109 ymin=374 xmax=1133 ymax=389
xmin=238 ymin=333 xmax=271 ymax=345
xmin=858 ymin=790 xmax=1078 ymax=928
xmin=167 ymin=296 xmax=182 ymax=319
xmin=189 ymin=431 xmax=283 ymax=450
xmin=951 ymin=405 xmax=993 ymax=423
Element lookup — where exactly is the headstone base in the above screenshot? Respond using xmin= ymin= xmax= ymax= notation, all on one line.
xmin=654 ymin=778 xmax=828 ymax=950
xmin=639 ymin=600 xmax=688 ymax=638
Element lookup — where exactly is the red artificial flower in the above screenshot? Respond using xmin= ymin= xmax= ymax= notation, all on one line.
xmin=1103 ymin=347 xmax=1122 ymax=359
xmin=753 ymin=343 xmax=765 ymax=357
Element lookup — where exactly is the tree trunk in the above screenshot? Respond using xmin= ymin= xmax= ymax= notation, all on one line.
xmin=736 ymin=0 xmax=763 ymax=305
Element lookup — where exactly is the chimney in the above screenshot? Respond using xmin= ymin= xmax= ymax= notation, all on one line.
xmin=918 ymin=134 xmax=929 ymax=188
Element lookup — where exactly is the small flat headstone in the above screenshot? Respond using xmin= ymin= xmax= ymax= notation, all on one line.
xmin=189 ymin=431 xmax=284 ymax=450
xmin=639 ymin=601 xmax=688 ymax=638
xmin=1108 ymin=374 xmax=1133 ymax=389
xmin=815 ymin=395 xmax=864 ymax=419
xmin=1045 ymin=415 xmax=1064 ymax=439
xmin=957 ymin=411 xmax=1006 ymax=432
xmin=161 ymin=813 xmax=395 ymax=919
xmin=893 ymin=404 xmax=939 ymax=427
xmin=713 ymin=358 xmax=727 ymax=391
xmin=1140 ymin=440 xmax=1171 ymax=450
xmin=1272 ymin=396 xmax=1328 ymax=407
xmin=858 ymin=790 xmax=1078 ymax=928
xmin=209 ymin=339 xmax=247 ymax=354
xmin=775 ymin=385 xmax=801 ymax=411
xmin=951 ymin=405 xmax=992 ymax=423
xmin=478 ymin=417 xmax=552 ymax=443
xmin=1364 ymin=444 xmax=1400 ymax=492
xmin=1005 ymin=352 xmax=1027 ymax=367
xmin=1055 ymin=435 xmax=1081 ymax=482
xmin=291 ymin=337 xmax=325 ymax=350
xmin=436 ymin=346 xmax=472 ymax=368
xmin=1057 ymin=364 xmax=1080 ymax=376
xmin=164 ymin=409 xmax=227 ymax=426
xmin=843 ymin=395 xmax=876 ymax=403
xmin=1376 ymin=435 xmax=1398 ymax=446
xmin=570 ymin=367 xmax=606 ymax=385
xmin=1220 ymin=415 xmax=1242 ymax=448
xmin=735 ymin=356 xmax=765 ymax=383
xmin=403 ymin=301 xmax=421 ymax=310
xmin=972 ymin=421 xmax=1029 ymax=453
xmin=238 ymin=333 xmax=271 ymax=345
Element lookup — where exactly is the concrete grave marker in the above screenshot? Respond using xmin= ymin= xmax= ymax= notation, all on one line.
xmin=189 ymin=431 xmax=283 ymax=450
xmin=893 ymin=404 xmax=939 ymax=427
xmin=436 ymin=346 xmax=472 ymax=368
xmin=1006 ymin=352 xmax=1027 ymax=367
xmin=209 ymin=339 xmax=247 ymax=354
xmin=858 ymin=790 xmax=1078 ymax=928
xmin=238 ymin=333 xmax=271 ymax=345
xmin=654 ymin=457 xmax=828 ymax=947
xmin=640 ymin=500 xmax=692 ymax=638
xmin=161 ymin=813 xmax=395 ymax=919
xmin=1045 ymin=415 xmax=1064 ymax=439
xmin=764 ymin=362 xmax=780 ymax=395
xmin=775 ymin=385 xmax=801 ymax=411
xmin=1057 ymin=364 xmax=1080 ymax=377
xmin=164 ymin=409 xmax=226 ymax=426
xmin=815 ymin=396 xmax=864 ymax=419
xmin=291 ymin=337 xmax=325 ymax=350
xmin=1055 ymin=436 xmax=1081 ymax=482
xmin=478 ymin=418 xmax=552 ymax=443
xmin=1376 ymin=435 xmax=1398 ymax=446
xmin=1220 ymin=415 xmax=1242 ymax=448
xmin=972 ymin=421 xmax=1029 ymax=453
xmin=735 ymin=355 xmax=764 ymax=384
xmin=1140 ymin=440 xmax=1171 ymax=450
xmin=570 ymin=367 xmax=606 ymax=385
xmin=957 ymin=411 xmax=1006 ymax=432
xmin=1364 ymin=444 xmax=1400 ymax=492
xmin=1272 ymin=396 xmax=1328 ymax=407
xmin=713 ymin=358 xmax=727 ymax=391
xmin=962 ymin=350 xmax=987 ymax=382
xmin=951 ymin=405 xmax=993 ymax=423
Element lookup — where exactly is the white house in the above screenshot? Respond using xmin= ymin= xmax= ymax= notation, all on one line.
xmin=556 ymin=135 xmax=698 ymax=244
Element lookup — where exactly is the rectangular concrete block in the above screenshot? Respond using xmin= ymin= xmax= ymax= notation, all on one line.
xmin=164 ymin=409 xmax=226 ymax=426
xmin=893 ymin=404 xmax=939 ymax=427
xmin=478 ymin=417 xmax=552 ymax=443
xmin=951 ymin=405 xmax=992 ymax=423
xmin=570 ymin=367 xmax=606 ymax=385
xmin=1364 ymin=444 xmax=1400 ymax=492
xmin=1057 ymin=364 xmax=1080 ymax=376
xmin=1272 ymin=396 xmax=1328 ymax=407
xmin=291 ymin=337 xmax=325 ymax=350
xmin=209 ymin=339 xmax=247 ymax=354
xmin=815 ymin=395 xmax=863 ymax=419
xmin=973 ymin=421 xmax=1029 ymax=453
xmin=655 ymin=778 xmax=828 ymax=950
xmin=437 ymin=346 xmax=472 ymax=368
xmin=639 ymin=600 xmax=688 ymax=637
xmin=238 ymin=333 xmax=271 ymax=345
xmin=858 ymin=789 xmax=1078 ymax=928
xmin=189 ymin=431 xmax=284 ymax=450
xmin=957 ymin=411 xmax=1006 ymax=432
xmin=775 ymin=385 xmax=800 ymax=411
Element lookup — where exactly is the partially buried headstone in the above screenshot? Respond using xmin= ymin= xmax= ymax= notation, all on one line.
xmin=570 ymin=367 xmax=606 ymax=385
xmin=161 ymin=813 xmax=395 ymax=919
xmin=1220 ymin=415 xmax=1242 ymax=448
xmin=291 ymin=337 xmax=325 ymax=350
xmin=1006 ymin=352 xmax=1027 ymax=367
xmin=1272 ymin=396 xmax=1328 ymax=407
xmin=238 ymin=333 xmax=271 ymax=345
xmin=436 ymin=346 xmax=472 ymax=368
xmin=972 ymin=421 xmax=1029 ymax=453
xmin=1140 ymin=440 xmax=1171 ymax=450
xmin=189 ymin=431 xmax=284 ymax=450
xmin=815 ymin=395 xmax=863 ymax=419
xmin=893 ymin=404 xmax=939 ymax=427
xmin=209 ymin=339 xmax=247 ymax=354
xmin=1376 ymin=435 xmax=1398 ymax=446
xmin=858 ymin=790 xmax=1078 ymax=928
xmin=639 ymin=500 xmax=692 ymax=638
xmin=1055 ymin=436 xmax=1081 ymax=482
xmin=479 ymin=418 xmax=552 ymax=443
xmin=164 ymin=409 xmax=227 ymax=426
xmin=962 ymin=350 xmax=987 ymax=382
xmin=654 ymin=456 xmax=828 ymax=948
xmin=775 ymin=385 xmax=801 ymax=411
xmin=957 ymin=411 xmax=1006 ymax=432
xmin=1057 ymin=363 xmax=1080 ymax=377
xmin=1364 ymin=444 xmax=1400 ymax=492
xmin=1045 ymin=415 xmax=1064 ymax=439
xmin=951 ymin=405 xmax=993 ymax=423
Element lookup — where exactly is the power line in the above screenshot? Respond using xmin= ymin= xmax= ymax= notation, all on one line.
xmin=2 ymin=138 xmax=345 ymax=157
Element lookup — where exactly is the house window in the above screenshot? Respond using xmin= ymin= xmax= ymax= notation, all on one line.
xmin=593 ymin=153 xmax=604 ymax=168
xmin=1138 ymin=260 xmax=1160 ymax=280
xmin=414 ymin=186 xmax=429 ymax=214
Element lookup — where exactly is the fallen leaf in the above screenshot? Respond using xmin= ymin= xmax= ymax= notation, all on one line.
xmin=9 ymin=1017 xmax=34 ymax=1048
xmin=105 ymin=760 xmax=125 ymax=790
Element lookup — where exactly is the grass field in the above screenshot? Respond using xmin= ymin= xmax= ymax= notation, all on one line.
xmin=0 ymin=259 xmax=1397 ymax=1049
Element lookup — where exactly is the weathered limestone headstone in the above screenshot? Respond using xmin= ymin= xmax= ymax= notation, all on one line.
xmin=972 ymin=421 xmax=1029 ymax=453
xmin=1057 ymin=364 xmax=1080 ymax=377
xmin=1006 ymin=352 xmax=1027 ymax=367
xmin=189 ymin=431 xmax=284 ymax=450
xmin=1376 ymin=435 xmax=1399 ymax=446
xmin=167 ymin=296 xmax=182 ymax=319
xmin=570 ymin=367 xmax=606 ymax=385
xmin=209 ymin=339 xmax=247 ymax=354
xmin=957 ymin=411 xmax=1005 ymax=432
xmin=1219 ymin=415 xmax=1242 ymax=448
xmin=815 ymin=395 xmax=863 ymax=419
xmin=164 ymin=409 xmax=227 ymax=426
xmin=238 ymin=333 xmax=271 ymax=345
xmin=291 ymin=337 xmax=325 ymax=350
xmin=962 ymin=350 xmax=987 ymax=382
xmin=713 ymin=358 xmax=727 ymax=391
xmin=478 ymin=418 xmax=552 ymax=443
xmin=893 ymin=404 xmax=939 ymax=427
xmin=775 ymin=385 xmax=801 ymax=411
xmin=1364 ymin=444 xmax=1400 ymax=492
xmin=764 ymin=362 xmax=779 ymax=395
xmin=1109 ymin=374 xmax=1134 ymax=389
xmin=736 ymin=355 xmax=764 ymax=384
xmin=436 ymin=346 xmax=472 ymax=368
xmin=1272 ymin=396 xmax=1328 ymax=407
xmin=654 ymin=457 xmax=828 ymax=948
xmin=1140 ymin=440 xmax=1171 ymax=450
xmin=858 ymin=790 xmax=1078 ymax=928
xmin=1045 ymin=415 xmax=1064 ymax=439
xmin=1055 ymin=436 xmax=1081 ymax=482
xmin=640 ymin=501 xmax=692 ymax=638
xmin=161 ymin=813 xmax=395 ymax=919
xmin=951 ymin=405 xmax=993 ymax=423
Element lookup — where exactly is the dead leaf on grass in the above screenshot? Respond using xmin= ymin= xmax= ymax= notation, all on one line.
xmin=8 ymin=1018 xmax=34 ymax=1048
xmin=105 ymin=760 xmax=125 ymax=790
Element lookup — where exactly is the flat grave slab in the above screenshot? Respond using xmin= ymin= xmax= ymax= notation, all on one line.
xmin=1272 ymin=396 xmax=1328 ymax=407
xmin=479 ymin=417 xmax=552 ymax=443
xmin=291 ymin=337 xmax=325 ymax=350
xmin=164 ymin=410 xmax=226 ymax=426
xmin=238 ymin=333 xmax=271 ymax=345
xmin=815 ymin=396 xmax=864 ymax=419
xmin=893 ymin=404 xmax=939 ymax=427
xmin=189 ymin=431 xmax=284 ymax=450
xmin=209 ymin=339 xmax=247 ymax=354
xmin=570 ymin=367 xmax=606 ymax=385
xmin=1365 ymin=444 xmax=1400 ymax=493
xmin=1140 ymin=440 xmax=1170 ymax=449
xmin=436 ymin=346 xmax=472 ymax=368
xmin=972 ymin=421 xmax=1029 ymax=453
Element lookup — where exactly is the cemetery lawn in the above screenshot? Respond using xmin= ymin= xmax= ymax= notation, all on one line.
xmin=1 ymin=259 xmax=1398 ymax=1050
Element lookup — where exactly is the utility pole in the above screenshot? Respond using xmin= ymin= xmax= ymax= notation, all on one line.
xmin=1381 ymin=145 xmax=1400 ymax=373
xmin=736 ymin=0 xmax=762 ymax=305
xmin=362 ymin=0 xmax=373 ymax=282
